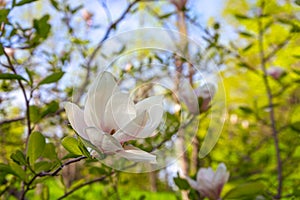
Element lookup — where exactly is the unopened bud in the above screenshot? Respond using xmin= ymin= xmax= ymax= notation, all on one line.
xmin=4 ymin=48 xmax=15 ymax=57
xmin=266 ymin=66 xmax=285 ymax=80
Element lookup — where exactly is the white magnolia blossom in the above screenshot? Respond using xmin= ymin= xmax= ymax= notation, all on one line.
xmin=266 ymin=66 xmax=285 ymax=80
xmin=64 ymin=71 xmax=164 ymax=163
xmin=186 ymin=163 xmax=230 ymax=200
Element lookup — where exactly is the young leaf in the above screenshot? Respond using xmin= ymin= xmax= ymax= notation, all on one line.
xmin=38 ymin=71 xmax=64 ymax=86
xmin=42 ymin=101 xmax=59 ymax=117
xmin=42 ymin=143 xmax=58 ymax=161
xmin=33 ymin=14 xmax=51 ymax=39
xmin=295 ymin=0 xmax=300 ymax=6
xmin=0 ymin=9 xmax=9 ymax=22
xmin=174 ymin=176 xmax=190 ymax=190
xmin=29 ymin=105 xmax=41 ymax=123
xmin=0 ymin=73 xmax=27 ymax=82
xmin=27 ymin=132 xmax=46 ymax=165
xmin=10 ymin=150 xmax=27 ymax=166
xmin=61 ymin=136 xmax=83 ymax=156
xmin=15 ymin=0 xmax=38 ymax=6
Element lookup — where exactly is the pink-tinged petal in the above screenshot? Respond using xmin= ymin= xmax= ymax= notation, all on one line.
xmin=113 ymin=111 xmax=148 ymax=143
xmin=213 ymin=163 xmax=230 ymax=195
xmin=84 ymin=71 xmax=120 ymax=130
xmin=103 ymin=92 xmax=136 ymax=133
xmin=197 ymin=168 xmax=214 ymax=183
xmin=134 ymin=95 xmax=164 ymax=137
xmin=64 ymin=102 xmax=88 ymax=140
xmin=117 ymin=147 xmax=156 ymax=163
xmin=178 ymin=79 xmax=199 ymax=115
xmin=85 ymin=127 xmax=123 ymax=154
xmin=186 ymin=177 xmax=199 ymax=191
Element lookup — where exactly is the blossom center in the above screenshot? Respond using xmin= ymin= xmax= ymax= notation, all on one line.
xmin=110 ymin=129 xmax=116 ymax=135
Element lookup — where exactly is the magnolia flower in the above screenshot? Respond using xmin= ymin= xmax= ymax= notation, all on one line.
xmin=186 ymin=163 xmax=230 ymax=200
xmin=266 ymin=66 xmax=285 ymax=80
xmin=64 ymin=71 xmax=163 ymax=163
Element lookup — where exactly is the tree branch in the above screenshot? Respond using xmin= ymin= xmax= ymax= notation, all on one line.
xmin=257 ymin=2 xmax=283 ymax=199
xmin=57 ymin=172 xmax=115 ymax=200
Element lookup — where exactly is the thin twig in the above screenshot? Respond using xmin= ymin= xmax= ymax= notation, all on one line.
xmin=75 ymin=0 xmax=141 ymax=103
xmin=257 ymin=2 xmax=282 ymax=199
xmin=57 ymin=172 xmax=115 ymax=200
xmin=22 ymin=156 xmax=87 ymax=198
xmin=0 ymin=117 xmax=25 ymax=126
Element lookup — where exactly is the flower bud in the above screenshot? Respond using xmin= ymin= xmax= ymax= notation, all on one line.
xmin=4 ymin=48 xmax=15 ymax=57
xmin=266 ymin=66 xmax=285 ymax=80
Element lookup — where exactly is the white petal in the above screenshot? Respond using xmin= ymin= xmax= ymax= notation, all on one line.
xmin=213 ymin=163 xmax=229 ymax=190
xmin=117 ymin=148 xmax=156 ymax=163
xmin=178 ymin=79 xmax=199 ymax=114
xmin=113 ymin=111 xmax=149 ymax=143
xmin=197 ymin=167 xmax=214 ymax=183
xmin=84 ymin=71 xmax=120 ymax=130
xmin=64 ymin=102 xmax=88 ymax=140
xmin=85 ymin=127 xmax=123 ymax=154
xmin=134 ymin=95 xmax=164 ymax=137
xmin=103 ymin=92 xmax=136 ymax=133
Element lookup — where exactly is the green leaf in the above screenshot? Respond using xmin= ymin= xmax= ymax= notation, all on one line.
xmin=15 ymin=0 xmax=38 ymax=6
xmin=0 ymin=163 xmax=15 ymax=175
xmin=224 ymin=181 xmax=266 ymax=199
xmin=42 ymin=101 xmax=59 ymax=117
xmin=291 ymin=121 xmax=300 ymax=132
xmin=33 ymin=14 xmax=51 ymax=39
xmin=239 ymin=31 xmax=254 ymax=38
xmin=0 ymin=9 xmax=9 ymax=22
xmin=25 ymin=67 xmax=34 ymax=85
xmin=174 ymin=176 xmax=190 ymax=190
xmin=29 ymin=105 xmax=41 ymax=123
xmin=61 ymin=136 xmax=83 ymax=156
xmin=34 ymin=161 xmax=56 ymax=173
xmin=295 ymin=0 xmax=300 ymax=6
xmin=27 ymin=132 xmax=46 ymax=165
xmin=38 ymin=71 xmax=64 ymax=86
xmin=10 ymin=163 xmax=26 ymax=180
xmin=234 ymin=14 xmax=250 ymax=20
xmin=239 ymin=106 xmax=253 ymax=114
xmin=42 ymin=143 xmax=58 ymax=160
xmin=10 ymin=150 xmax=27 ymax=166
xmin=0 ymin=73 xmax=27 ymax=81
xmin=50 ymin=0 xmax=60 ymax=10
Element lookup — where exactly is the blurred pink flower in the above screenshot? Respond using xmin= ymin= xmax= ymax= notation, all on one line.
xmin=186 ymin=163 xmax=230 ymax=200
xmin=82 ymin=9 xmax=93 ymax=26
xmin=64 ymin=71 xmax=163 ymax=163
xmin=266 ymin=66 xmax=285 ymax=80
